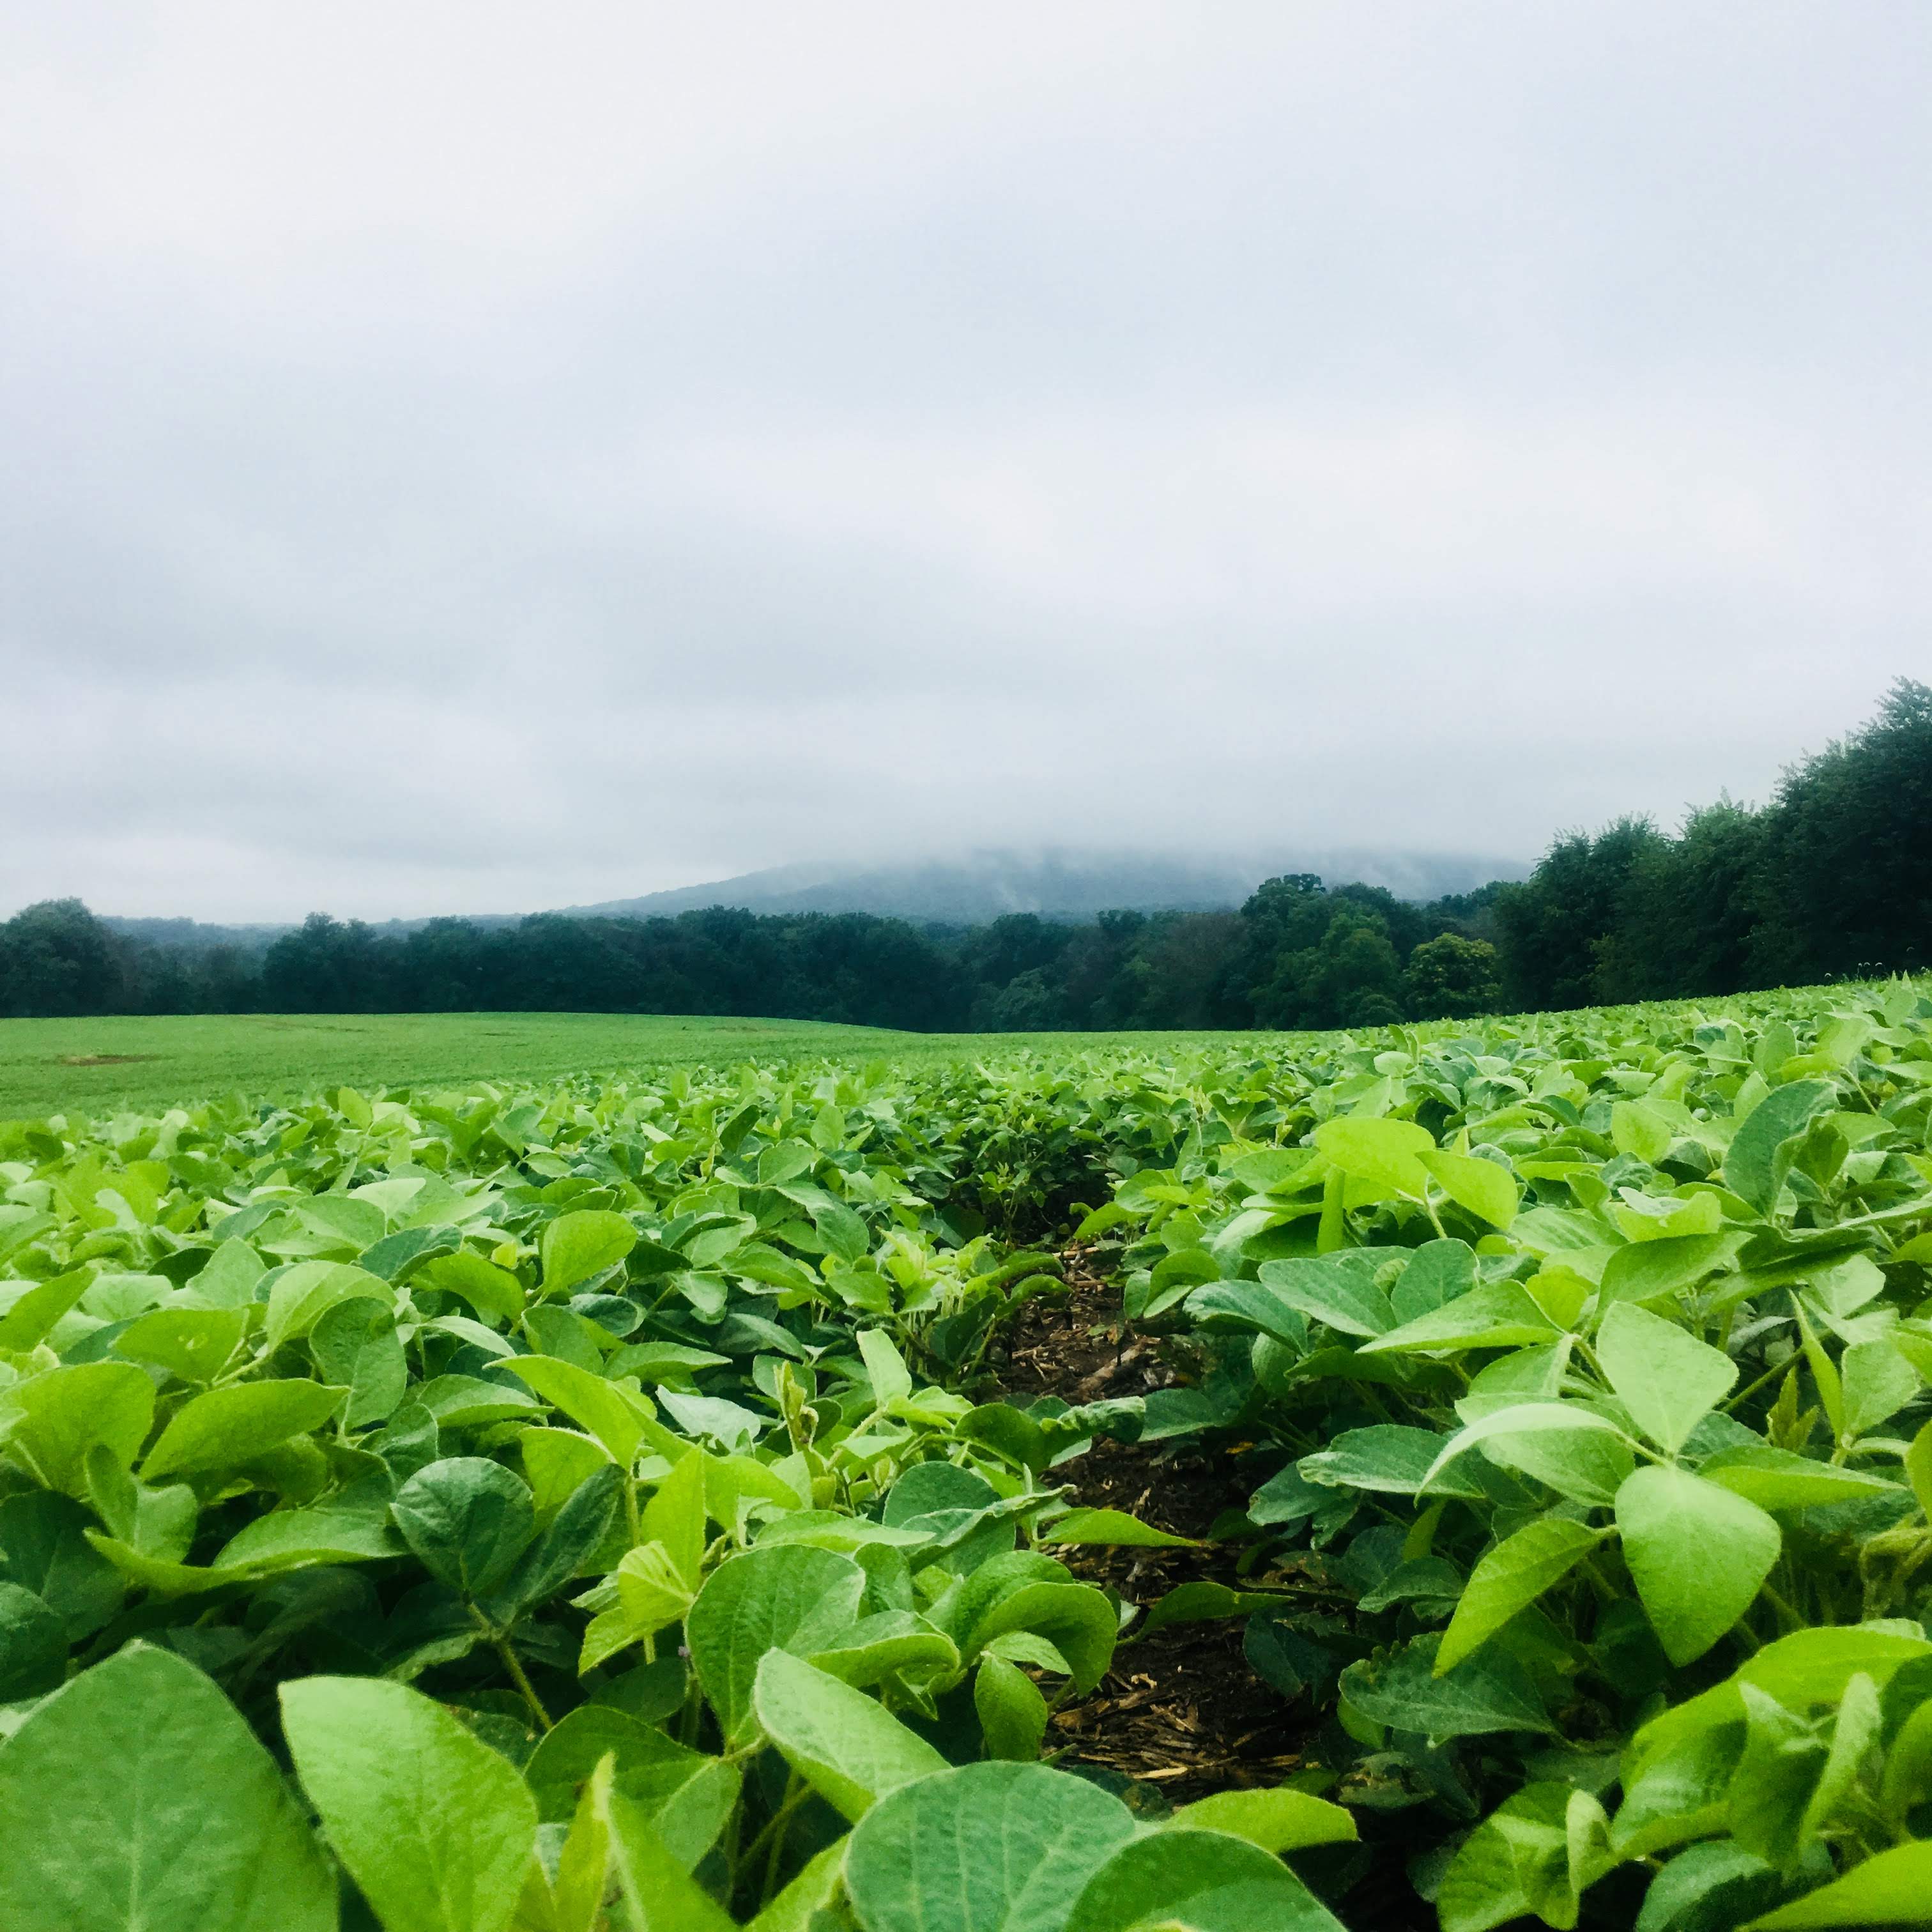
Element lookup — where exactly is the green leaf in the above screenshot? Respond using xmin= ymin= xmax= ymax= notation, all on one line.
xmin=281 ymin=1673 xmax=538 ymax=1932
xmin=1253 ymin=1256 xmax=1394 ymax=1338
xmin=1358 ymin=1282 xmax=1560 ymax=1355
xmin=1312 ymin=1116 xmax=1434 ymax=1197
xmin=309 ymin=1298 xmax=407 ymax=1428
xmin=1300 ymin=1424 xmax=1491 ymax=1499
xmin=1725 ymin=1080 xmax=1834 ymax=1216
xmin=1744 ymin=1841 xmax=1932 ymax=1928
xmin=0 ymin=1490 xmax=125 ymax=1639
xmin=114 ymin=1307 xmax=250 ymax=1385
xmin=500 ymin=1356 xmax=664 ymax=1468
xmin=595 ymin=1763 xmax=738 ymax=1932
xmin=0 ymin=1642 xmax=335 ymax=1932
xmin=0 ymin=1580 xmax=68 ymax=1700
xmin=1437 ymin=1783 xmax=1575 ymax=1932
xmin=540 ymin=1210 xmax=638 ymax=1296
xmin=963 ymin=1579 xmax=1117 ymax=1694
xmin=422 ymin=1249 xmax=526 ymax=1324
xmin=522 ymin=1705 xmax=716 ymax=1829
xmin=1041 ymin=1507 xmax=1197 ymax=1549
xmin=1340 ymin=1634 xmax=1558 ymax=1741
xmin=1612 ymin=1101 xmax=1675 ymax=1165
xmin=1420 ymin=1149 xmax=1520 ymax=1229
xmin=1616 ymin=1466 xmax=1781 ymax=1665
xmin=1065 ymin=1829 xmax=1345 ymax=1932
xmin=141 ymin=1380 xmax=346 ymax=1482
xmin=1841 ymin=1340 xmax=1920 ymax=1439
xmin=857 ymin=1328 xmax=914 ymax=1410
xmin=264 ymin=1262 xmax=390 ymax=1352
xmin=1907 ymin=1418 xmax=1932 ymax=1522
xmin=1699 ymin=1446 xmax=1901 ymax=1513
xmin=1598 ymin=1234 xmax=1737 ymax=1314
xmin=0 ymin=1267 xmax=93 ymax=1351
xmin=493 ymin=1461 xmax=622 ymax=1613
xmin=1632 ymin=1843 xmax=1778 ymax=1932
xmin=1166 ymin=1788 xmax=1358 ymax=1853
xmin=845 ymin=1760 xmax=1137 ymax=1932
xmin=391 ymin=1457 xmax=538 ymax=1598
xmin=2 ymin=1362 xmax=155 ymax=1495
xmin=755 ymin=1650 xmax=949 ymax=1821
xmin=1595 ymin=1303 xmax=1738 ymax=1456
xmin=1437 ymin=1515 xmax=1605 ymax=1673
xmin=686 ymin=1545 xmax=866 ymax=1748
xmin=974 ymin=1654 xmax=1049 ymax=1761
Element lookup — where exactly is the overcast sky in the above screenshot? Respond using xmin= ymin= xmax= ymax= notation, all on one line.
xmin=4 ymin=4 xmax=1928 ymax=921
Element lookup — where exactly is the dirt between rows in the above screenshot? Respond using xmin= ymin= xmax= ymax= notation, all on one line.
xmin=986 ymin=1253 xmax=1439 ymax=1930
xmin=986 ymin=1250 xmax=1316 ymax=1800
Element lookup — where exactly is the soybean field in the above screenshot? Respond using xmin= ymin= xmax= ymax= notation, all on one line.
xmin=1 ymin=978 xmax=1930 ymax=1931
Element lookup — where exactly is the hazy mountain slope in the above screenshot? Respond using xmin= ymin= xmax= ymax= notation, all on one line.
xmin=567 ymin=847 xmax=1528 ymax=925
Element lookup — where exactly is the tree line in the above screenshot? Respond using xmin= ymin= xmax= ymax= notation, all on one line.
xmin=4 ymin=679 xmax=1926 ymax=1031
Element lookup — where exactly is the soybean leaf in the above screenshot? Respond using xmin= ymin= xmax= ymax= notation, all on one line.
xmin=686 ymin=1545 xmax=866 ymax=1748
xmin=1616 ymin=1466 xmax=1781 ymax=1666
xmin=0 ymin=1642 xmax=335 ymax=1932
xmin=281 ymin=1674 xmax=538 ymax=1932
xmin=755 ymin=1650 xmax=949 ymax=1820
xmin=1595 ymin=1303 xmax=1738 ymax=1456
xmin=1166 ymin=1788 xmax=1358 ymax=1853
xmin=540 ymin=1211 xmax=638 ymax=1297
xmin=0 ymin=1581 xmax=68 ymax=1701
xmin=3 ymin=1362 xmax=156 ymax=1495
xmin=1041 ymin=1507 xmax=1197 ymax=1549
xmin=974 ymin=1653 xmax=1049 ymax=1761
xmin=1340 ymin=1634 xmax=1558 ymax=1741
xmin=1725 ymin=1081 xmax=1834 ymax=1216
xmin=391 ymin=1457 xmax=538 ymax=1599
xmin=1065 ymin=1829 xmax=1346 ymax=1932
xmin=0 ymin=1490 xmax=125 ymax=1639
xmin=1437 ymin=1516 xmax=1606 ymax=1673
xmin=845 ymin=1760 xmax=1137 ymax=1932
xmin=1420 ymin=1149 xmax=1520 ymax=1229
xmin=142 ymin=1381 xmax=347 ymax=1483
xmin=1744 ymin=1841 xmax=1932 ymax=1928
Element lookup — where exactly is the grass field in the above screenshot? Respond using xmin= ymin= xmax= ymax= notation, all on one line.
xmin=0 ymin=1012 xmax=926 ymax=1116
xmin=0 ymin=1010 xmax=1267 ymax=1116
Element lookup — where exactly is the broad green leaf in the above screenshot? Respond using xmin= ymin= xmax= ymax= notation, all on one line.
xmin=1616 ymin=1466 xmax=1780 ymax=1665
xmin=686 ymin=1544 xmax=866 ymax=1748
xmin=264 ymin=1262 xmax=389 ymax=1351
xmin=1166 ymin=1788 xmax=1357 ymax=1853
xmin=1300 ymin=1424 xmax=1492 ymax=1499
xmin=1312 ymin=1116 xmax=1434 ymax=1197
xmin=2 ymin=1362 xmax=155 ymax=1494
xmin=1254 ymin=1256 xmax=1394 ymax=1338
xmin=596 ymin=1765 xmax=737 ymax=1932
xmin=1841 ymin=1339 xmax=1920 ymax=1439
xmin=964 ymin=1579 xmax=1117 ymax=1694
xmin=746 ymin=1838 xmax=852 ymax=1932
xmin=282 ymin=1674 xmax=538 ymax=1932
xmin=1065 ymin=1829 xmax=1344 ymax=1932
xmin=391 ymin=1457 xmax=538 ymax=1597
xmin=0 ymin=1580 xmax=68 ymax=1700
xmin=142 ymin=1380 xmax=346 ymax=1482
xmin=857 ymin=1328 xmax=914 ymax=1409
xmin=1725 ymin=1080 xmax=1834 ymax=1216
xmin=1595 ymin=1303 xmax=1738 ymax=1456
xmin=1420 ymin=1149 xmax=1519 ymax=1228
xmin=493 ymin=1462 xmax=622 ymax=1612
xmin=754 ymin=1650 xmax=948 ymax=1820
xmin=845 ymin=1760 xmax=1137 ymax=1932
xmin=114 ymin=1307 xmax=250 ymax=1384
xmin=1437 ymin=1516 xmax=1605 ymax=1673
xmin=1597 ymin=1234 xmax=1736 ymax=1314
xmin=1612 ymin=1100 xmax=1675 ymax=1164
xmin=974 ymin=1653 xmax=1049 ymax=1761
xmin=1042 ymin=1507 xmax=1197 ymax=1548
xmin=541 ymin=1211 xmax=637 ymax=1296
xmin=1632 ymin=1842 xmax=1777 ymax=1932
xmin=0 ymin=1267 xmax=93 ymax=1351
xmin=1699 ymin=1446 xmax=1901 ymax=1513
xmin=522 ymin=1705 xmax=717 ymax=1828
xmin=0 ymin=1489 xmax=125 ymax=1638
xmin=500 ymin=1356 xmax=664 ymax=1468
xmin=422 ymin=1249 xmax=526 ymax=1324
xmin=1339 ymin=1634 xmax=1557 ymax=1741
xmin=1745 ymin=1841 xmax=1932 ymax=1928
xmin=0 ymin=1642 xmax=335 ymax=1932
xmin=1437 ymin=1783 xmax=1574 ymax=1932
xmin=309 ymin=1298 xmax=407 ymax=1427
xmin=1358 ymin=1282 xmax=1560 ymax=1355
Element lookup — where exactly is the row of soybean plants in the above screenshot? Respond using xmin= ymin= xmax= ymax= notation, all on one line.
xmin=1101 ymin=979 xmax=1932 ymax=1931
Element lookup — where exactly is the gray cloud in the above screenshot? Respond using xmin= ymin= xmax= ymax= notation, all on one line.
xmin=4 ymin=3 xmax=1928 ymax=919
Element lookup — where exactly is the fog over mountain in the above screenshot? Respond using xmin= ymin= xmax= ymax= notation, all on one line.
xmin=567 ymin=847 xmax=1522 ymax=926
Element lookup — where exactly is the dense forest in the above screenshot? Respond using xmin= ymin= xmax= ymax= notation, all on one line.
xmin=4 ymin=680 xmax=1926 ymax=1031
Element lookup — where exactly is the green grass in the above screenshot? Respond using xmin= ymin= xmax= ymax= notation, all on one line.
xmin=0 ymin=1012 xmax=935 ymax=1116
xmin=0 ymin=1009 xmax=1296 ymax=1117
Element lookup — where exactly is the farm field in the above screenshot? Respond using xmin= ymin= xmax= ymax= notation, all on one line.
xmin=0 ymin=1011 xmax=1268 ymax=1117
xmin=0 ymin=978 xmax=1929 ymax=1931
